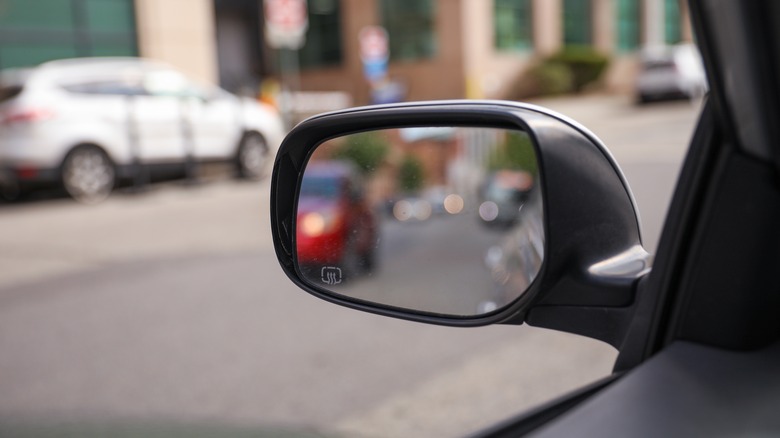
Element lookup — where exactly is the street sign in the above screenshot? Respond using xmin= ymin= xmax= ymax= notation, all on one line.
xmin=264 ymin=0 xmax=308 ymax=49
xmin=359 ymin=26 xmax=389 ymax=62
xmin=359 ymin=26 xmax=389 ymax=83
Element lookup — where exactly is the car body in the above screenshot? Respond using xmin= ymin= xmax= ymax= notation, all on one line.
xmin=271 ymin=1 xmax=780 ymax=436
xmin=635 ymin=43 xmax=707 ymax=103
xmin=295 ymin=161 xmax=377 ymax=277
xmin=483 ymin=190 xmax=544 ymax=313
xmin=478 ymin=169 xmax=534 ymax=229
xmin=0 ymin=57 xmax=284 ymax=201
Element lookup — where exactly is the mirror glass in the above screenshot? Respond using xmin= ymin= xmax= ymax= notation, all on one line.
xmin=294 ymin=126 xmax=544 ymax=317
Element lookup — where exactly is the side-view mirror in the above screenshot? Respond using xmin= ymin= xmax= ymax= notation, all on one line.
xmin=271 ymin=101 xmax=650 ymax=347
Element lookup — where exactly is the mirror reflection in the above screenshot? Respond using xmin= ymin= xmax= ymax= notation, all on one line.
xmin=295 ymin=127 xmax=544 ymax=317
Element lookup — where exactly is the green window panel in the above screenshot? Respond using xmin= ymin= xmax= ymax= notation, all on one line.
xmin=90 ymin=44 xmax=138 ymax=57
xmin=0 ymin=0 xmax=75 ymax=30
xmin=0 ymin=46 xmax=80 ymax=69
xmin=563 ymin=0 xmax=592 ymax=46
xmin=665 ymin=0 xmax=682 ymax=44
xmin=299 ymin=0 xmax=343 ymax=69
xmin=616 ymin=0 xmax=640 ymax=51
xmin=380 ymin=0 xmax=437 ymax=61
xmin=494 ymin=0 xmax=533 ymax=52
xmin=0 ymin=0 xmax=137 ymax=70
xmin=85 ymin=0 xmax=136 ymax=33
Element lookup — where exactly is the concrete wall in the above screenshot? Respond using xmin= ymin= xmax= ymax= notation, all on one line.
xmin=134 ymin=0 xmax=218 ymax=84
xmin=462 ymin=0 xmax=533 ymax=100
xmin=533 ymin=0 xmax=562 ymax=56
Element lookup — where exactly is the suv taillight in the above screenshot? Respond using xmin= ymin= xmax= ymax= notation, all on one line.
xmin=1 ymin=108 xmax=55 ymax=125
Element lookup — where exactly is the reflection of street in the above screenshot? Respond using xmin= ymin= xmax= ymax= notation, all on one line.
xmin=336 ymin=213 xmax=503 ymax=316
xmin=329 ymin=188 xmax=544 ymax=317
xmin=303 ymin=126 xmax=542 ymax=316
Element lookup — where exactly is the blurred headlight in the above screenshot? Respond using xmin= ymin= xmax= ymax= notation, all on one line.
xmin=300 ymin=211 xmax=340 ymax=237
xmin=414 ymin=200 xmax=432 ymax=221
xmin=393 ymin=200 xmax=413 ymax=221
xmin=443 ymin=194 xmax=464 ymax=214
xmin=479 ymin=201 xmax=499 ymax=222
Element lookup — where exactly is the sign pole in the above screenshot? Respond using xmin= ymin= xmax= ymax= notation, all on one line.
xmin=264 ymin=0 xmax=308 ymax=130
xmin=278 ymin=48 xmax=301 ymax=130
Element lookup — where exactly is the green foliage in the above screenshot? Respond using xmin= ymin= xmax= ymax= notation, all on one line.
xmin=332 ymin=132 xmax=390 ymax=174
xmin=525 ymin=61 xmax=574 ymax=97
xmin=488 ymin=132 xmax=538 ymax=175
xmin=398 ymin=155 xmax=425 ymax=193
xmin=508 ymin=46 xmax=610 ymax=99
xmin=548 ymin=46 xmax=610 ymax=92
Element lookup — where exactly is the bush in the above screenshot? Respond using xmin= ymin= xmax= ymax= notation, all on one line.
xmin=332 ymin=131 xmax=389 ymax=174
xmin=548 ymin=46 xmax=610 ymax=92
xmin=398 ymin=155 xmax=425 ymax=193
xmin=508 ymin=46 xmax=609 ymax=99
xmin=488 ymin=131 xmax=538 ymax=176
xmin=524 ymin=61 xmax=574 ymax=97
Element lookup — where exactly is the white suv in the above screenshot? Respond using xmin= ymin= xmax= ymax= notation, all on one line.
xmin=635 ymin=44 xmax=708 ymax=104
xmin=0 ymin=57 xmax=285 ymax=202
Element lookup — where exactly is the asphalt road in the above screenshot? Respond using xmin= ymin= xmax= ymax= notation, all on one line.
xmin=0 ymin=95 xmax=700 ymax=437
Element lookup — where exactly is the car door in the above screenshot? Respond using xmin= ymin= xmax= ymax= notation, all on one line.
xmin=136 ymin=69 xmax=189 ymax=164
xmin=185 ymin=87 xmax=243 ymax=161
xmin=56 ymin=75 xmax=141 ymax=165
xmin=141 ymin=70 xmax=241 ymax=164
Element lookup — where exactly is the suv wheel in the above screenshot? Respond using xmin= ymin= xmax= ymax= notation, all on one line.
xmin=237 ymin=133 xmax=269 ymax=180
xmin=62 ymin=146 xmax=115 ymax=203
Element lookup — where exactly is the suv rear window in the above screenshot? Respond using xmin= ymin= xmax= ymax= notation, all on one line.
xmin=61 ymin=80 xmax=144 ymax=96
xmin=643 ymin=60 xmax=676 ymax=71
xmin=0 ymin=85 xmax=23 ymax=103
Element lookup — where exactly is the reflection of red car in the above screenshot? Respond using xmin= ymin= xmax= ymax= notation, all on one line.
xmin=296 ymin=161 xmax=377 ymax=277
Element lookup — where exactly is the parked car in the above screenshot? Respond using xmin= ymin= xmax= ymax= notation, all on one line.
xmin=296 ymin=160 xmax=377 ymax=283
xmin=483 ymin=189 xmax=544 ymax=314
xmin=478 ymin=169 xmax=534 ymax=229
xmin=635 ymin=43 xmax=707 ymax=103
xmin=271 ymin=1 xmax=780 ymax=436
xmin=0 ymin=57 xmax=284 ymax=202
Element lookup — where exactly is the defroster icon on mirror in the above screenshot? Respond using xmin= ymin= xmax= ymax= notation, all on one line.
xmin=321 ymin=267 xmax=343 ymax=285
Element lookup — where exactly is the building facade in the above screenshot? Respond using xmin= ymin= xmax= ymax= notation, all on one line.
xmin=0 ymin=0 xmax=692 ymax=103
xmin=294 ymin=0 xmax=693 ymax=104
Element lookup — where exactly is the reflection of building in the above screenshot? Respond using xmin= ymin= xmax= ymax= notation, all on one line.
xmin=0 ymin=0 xmax=692 ymax=102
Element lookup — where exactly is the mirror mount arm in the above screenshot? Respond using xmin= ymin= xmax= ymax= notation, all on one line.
xmin=525 ymin=303 xmax=638 ymax=350
xmin=516 ymin=246 xmax=651 ymax=349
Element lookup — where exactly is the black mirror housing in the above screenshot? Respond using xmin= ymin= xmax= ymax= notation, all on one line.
xmin=270 ymin=101 xmax=649 ymax=345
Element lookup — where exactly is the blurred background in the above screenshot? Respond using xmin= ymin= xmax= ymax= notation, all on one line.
xmin=0 ymin=1 xmax=702 ymax=437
